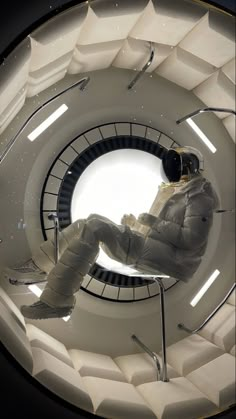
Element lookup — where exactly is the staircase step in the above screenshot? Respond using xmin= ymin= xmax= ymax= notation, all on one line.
xmin=166 ymin=334 xmax=223 ymax=376
xmin=198 ymin=303 xmax=235 ymax=352
xmin=179 ymin=10 xmax=235 ymax=67
xmin=193 ymin=70 xmax=235 ymax=119
xmin=68 ymin=40 xmax=123 ymax=74
xmin=113 ymin=38 xmax=172 ymax=72
xmin=114 ymin=352 xmax=180 ymax=386
xmin=137 ymin=376 xmax=218 ymax=419
xmin=130 ymin=0 xmax=206 ymax=46
xmin=156 ymin=46 xmax=216 ymax=90
xmin=186 ymin=353 xmax=236 ymax=408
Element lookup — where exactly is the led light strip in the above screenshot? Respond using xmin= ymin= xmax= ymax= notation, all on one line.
xmin=28 ymin=285 xmax=71 ymax=321
xmin=190 ymin=269 xmax=220 ymax=307
xmin=27 ymin=104 xmax=68 ymax=141
xmin=186 ymin=118 xmax=217 ymax=154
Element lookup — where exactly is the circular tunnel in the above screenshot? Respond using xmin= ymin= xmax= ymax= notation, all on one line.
xmin=0 ymin=1 xmax=235 ymax=418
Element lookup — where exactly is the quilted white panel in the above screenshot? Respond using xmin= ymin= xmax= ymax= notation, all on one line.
xmin=179 ymin=10 xmax=235 ymax=67
xmin=137 ymin=377 xmax=217 ymax=419
xmin=222 ymin=58 xmax=236 ymax=84
xmin=223 ymin=115 xmax=235 ymax=143
xmin=78 ymin=4 xmax=144 ymax=45
xmin=113 ymin=38 xmax=173 ymax=72
xmin=156 ymin=47 xmax=216 ymax=90
xmin=193 ymin=71 xmax=235 ymax=119
xmin=186 ymin=354 xmax=236 ymax=408
xmin=0 ymin=87 xmax=26 ymax=135
xmin=0 ymin=38 xmax=30 ymax=133
xmin=130 ymin=0 xmax=206 ymax=46
xmin=29 ymin=6 xmax=88 ymax=72
xmin=68 ymin=40 xmax=123 ymax=74
xmin=27 ymin=53 xmax=72 ymax=97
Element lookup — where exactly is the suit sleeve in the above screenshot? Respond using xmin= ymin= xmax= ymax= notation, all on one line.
xmin=152 ymin=193 xmax=215 ymax=250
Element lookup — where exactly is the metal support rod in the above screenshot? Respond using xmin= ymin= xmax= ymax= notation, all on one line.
xmin=131 ymin=334 xmax=161 ymax=381
xmin=178 ymin=282 xmax=236 ymax=334
xmin=48 ymin=213 xmax=60 ymax=264
xmin=128 ymin=42 xmax=155 ymax=90
xmin=130 ymin=274 xmax=169 ymax=382
xmin=158 ymin=278 xmax=168 ymax=382
xmin=0 ymin=76 xmax=90 ymax=164
xmin=176 ymin=107 xmax=236 ymax=125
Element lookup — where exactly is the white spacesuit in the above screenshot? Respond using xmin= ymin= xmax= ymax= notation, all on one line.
xmin=6 ymin=146 xmax=219 ymax=319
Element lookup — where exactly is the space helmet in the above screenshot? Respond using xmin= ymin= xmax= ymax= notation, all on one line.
xmin=161 ymin=146 xmax=204 ymax=182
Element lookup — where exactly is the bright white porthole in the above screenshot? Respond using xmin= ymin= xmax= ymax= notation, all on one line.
xmin=71 ymin=149 xmax=164 ymax=272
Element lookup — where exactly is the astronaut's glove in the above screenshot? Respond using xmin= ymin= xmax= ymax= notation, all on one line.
xmin=137 ymin=213 xmax=157 ymax=227
xmin=121 ymin=214 xmax=137 ymax=227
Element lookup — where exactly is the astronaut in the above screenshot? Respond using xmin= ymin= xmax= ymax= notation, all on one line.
xmin=5 ymin=146 xmax=219 ymax=319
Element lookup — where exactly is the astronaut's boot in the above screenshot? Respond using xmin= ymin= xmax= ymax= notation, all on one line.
xmin=4 ymin=259 xmax=47 ymax=286
xmin=21 ymin=237 xmax=99 ymax=319
xmin=6 ymin=220 xmax=86 ymax=286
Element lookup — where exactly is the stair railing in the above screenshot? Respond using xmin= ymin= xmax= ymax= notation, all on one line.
xmin=176 ymin=107 xmax=236 ymax=125
xmin=48 ymin=213 xmax=60 ymax=264
xmin=0 ymin=76 xmax=90 ymax=164
xmin=131 ymin=334 xmax=161 ymax=380
xmin=131 ymin=275 xmax=169 ymax=382
xmin=178 ymin=282 xmax=236 ymax=334
xmin=128 ymin=41 xmax=155 ymax=90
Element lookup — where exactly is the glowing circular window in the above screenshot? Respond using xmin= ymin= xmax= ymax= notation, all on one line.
xmin=41 ymin=123 xmax=179 ymax=301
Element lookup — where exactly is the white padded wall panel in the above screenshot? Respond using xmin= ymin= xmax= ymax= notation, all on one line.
xmin=156 ymin=47 xmax=216 ymax=90
xmin=113 ymin=38 xmax=173 ymax=72
xmin=222 ymin=58 xmax=236 ymax=84
xmin=193 ymin=71 xmax=235 ymax=119
xmin=78 ymin=5 xmax=143 ymax=45
xmin=223 ymin=115 xmax=235 ymax=143
xmin=0 ymin=38 xmax=30 ymax=133
xmin=179 ymin=11 xmax=235 ymax=68
xmin=27 ymin=6 xmax=88 ymax=97
xmin=130 ymin=0 xmax=206 ymax=46
xmin=0 ymin=88 xmax=26 ymax=135
xmin=29 ymin=6 xmax=88 ymax=72
xmin=68 ymin=40 xmax=123 ymax=74
xmin=27 ymin=52 xmax=72 ymax=97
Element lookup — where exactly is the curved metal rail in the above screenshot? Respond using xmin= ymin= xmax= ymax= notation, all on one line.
xmin=131 ymin=334 xmax=161 ymax=381
xmin=128 ymin=41 xmax=155 ymax=90
xmin=176 ymin=107 xmax=236 ymax=125
xmin=178 ymin=282 xmax=236 ymax=334
xmin=48 ymin=213 xmax=60 ymax=264
xmin=131 ymin=275 xmax=169 ymax=382
xmin=0 ymin=76 xmax=90 ymax=164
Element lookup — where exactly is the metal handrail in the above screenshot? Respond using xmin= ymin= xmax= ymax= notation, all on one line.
xmin=178 ymin=282 xmax=236 ymax=334
xmin=176 ymin=107 xmax=236 ymax=125
xmin=131 ymin=334 xmax=161 ymax=381
xmin=128 ymin=41 xmax=155 ymax=90
xmin=48 ymin=213 xmax=60 ymax=264
xmin=131 ymin=275 xmax=169 ymax=382
xmin=0 ymin=76 xmax=90 ymax=164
